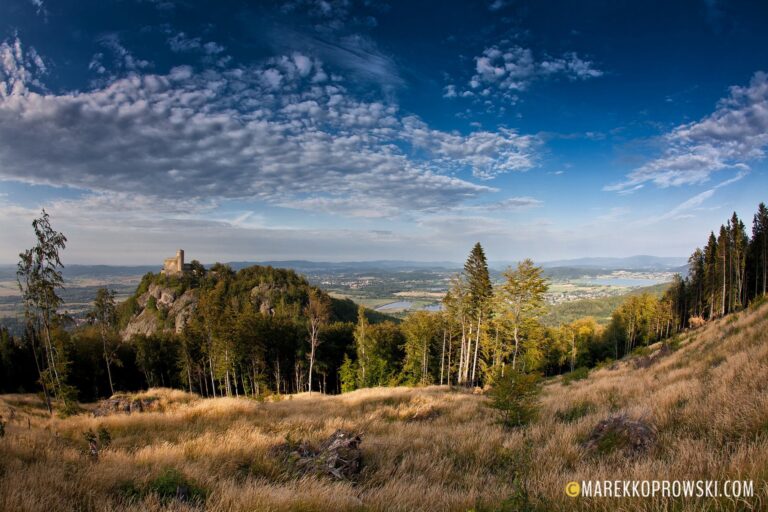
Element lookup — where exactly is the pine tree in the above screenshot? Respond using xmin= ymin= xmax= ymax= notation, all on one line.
xmin=752 ymin=203 xmax=768 ymax=297
xmin=716 ymin=224 xmax=730 ymax=316
xmin=462 ymin=243 xmax=493 ymax=386
xmin=703 ymin=232 xmax=718 ymax=319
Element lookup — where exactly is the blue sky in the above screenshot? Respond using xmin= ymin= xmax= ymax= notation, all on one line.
xmin=1 ymin=0 xmax=767 ymax=264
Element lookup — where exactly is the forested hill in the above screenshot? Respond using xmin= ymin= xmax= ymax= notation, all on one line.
xmin=100 ymin=263 xmax=396 ymax=399
xmin=117 ymin=263 xmax=393 ymax=338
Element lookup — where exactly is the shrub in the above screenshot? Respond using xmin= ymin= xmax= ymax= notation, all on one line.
xmin=561 ymin=366 xmax=589 ymax=385
xmin=688 ymin=316 xmax=706 ymax=329
xmin=555 ymin=400 xmax=595 ymax=423
xmin=148 ymin=468 xmax=206 ymax=504
xmin=487 ymin=371 xmax=542 ymax=429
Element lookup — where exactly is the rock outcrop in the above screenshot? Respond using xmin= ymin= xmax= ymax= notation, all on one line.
xmin=92 ymin=396 xmax=159 ymax=416
xmin=121 ymin=283 xmax=198 ymax=341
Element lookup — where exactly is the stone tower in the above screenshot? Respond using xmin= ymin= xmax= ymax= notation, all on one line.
xmin=161 ymin=249 xmax=187 ymax=276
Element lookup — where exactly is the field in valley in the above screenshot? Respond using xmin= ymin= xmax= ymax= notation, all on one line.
xmin=1 ymin=302 xmax=767 ymax=511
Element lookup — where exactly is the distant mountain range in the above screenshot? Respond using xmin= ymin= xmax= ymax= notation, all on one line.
xmin=0 ymin=255 xmax=688 ymax=280
xmin=535 ymin=255 xmax=687 ymax=270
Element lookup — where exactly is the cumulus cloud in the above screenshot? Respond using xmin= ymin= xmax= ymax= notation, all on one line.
xmin=402 ymin=116 xmax=536 ymax=179
xmin=606 ymin=72 xmax=768 ymax=192
xmin=0 ymin=38 xmax=538 ymax=220
xmin=448 ymin=44 xmax=602 ymax=104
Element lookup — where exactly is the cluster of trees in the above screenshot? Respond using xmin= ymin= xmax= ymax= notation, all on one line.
xmin=667 ymin=204 xmax=768 ymax=327
xmin=3 ymin=205 xmax=767 ymax=409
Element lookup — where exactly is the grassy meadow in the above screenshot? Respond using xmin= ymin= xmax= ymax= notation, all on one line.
xmin=1 ymin=302 xmax=768 ymax=512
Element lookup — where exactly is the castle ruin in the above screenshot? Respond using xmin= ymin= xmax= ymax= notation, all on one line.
xmin=161 ymin=249 xmax=192 ymax=276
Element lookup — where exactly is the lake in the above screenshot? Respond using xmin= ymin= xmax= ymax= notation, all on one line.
xmin=375 ymin=301 xmax=412 ymax=311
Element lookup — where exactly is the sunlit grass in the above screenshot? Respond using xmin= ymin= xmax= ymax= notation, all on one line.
xmin=1 ymin=303 xmax=767 ymax=511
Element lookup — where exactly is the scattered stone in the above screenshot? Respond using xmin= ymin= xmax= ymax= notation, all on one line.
xmin=582 ymin=414 xmax=656 ymax=456
xmin=92 ymin=396 xmax=158 ymax=417
xmin=275 ymin=429 xmax=362 ymax=481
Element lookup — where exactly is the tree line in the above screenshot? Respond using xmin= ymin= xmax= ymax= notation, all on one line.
xmin=1 ymin=205 xmax=766 ymax=411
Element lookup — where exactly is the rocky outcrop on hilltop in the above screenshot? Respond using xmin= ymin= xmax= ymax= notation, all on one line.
xmin=121 ymin=283 xmax=198 ymax=341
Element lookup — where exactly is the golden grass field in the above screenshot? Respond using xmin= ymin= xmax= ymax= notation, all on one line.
xmin=1 ymin=302 xmax=767 ymax=512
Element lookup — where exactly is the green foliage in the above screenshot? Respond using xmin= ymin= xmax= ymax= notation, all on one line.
xmin=542 ymin=283 xmax=670 ymax=327
xmin=487 ymin=371 xmax=542 ymax=429
xmin=400 ymin=311 xmax=441 ymax=385
xmin=147 ymin=468 xmax=206 ymax=503
xmin=554 ymin=400 xmax=595 ymax=423
xmin=561 ymin=366 xmax=589 ymax=385
xmin=113 ymin=469 xmax=207 ymax=504
xmin=339 ymin=354 xmax=357 ymax=393
xmin=98 ymin=426 xmax=112 ymax=448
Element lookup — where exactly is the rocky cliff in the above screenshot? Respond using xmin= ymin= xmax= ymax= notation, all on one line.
xmin=121 ymin=283 xmax=198 ymax=341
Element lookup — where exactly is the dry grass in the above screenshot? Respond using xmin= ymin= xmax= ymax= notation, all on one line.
xmin=1 ymin=303 xmax=768 ymax=511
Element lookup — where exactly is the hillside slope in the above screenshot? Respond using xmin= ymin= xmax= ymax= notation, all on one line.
xmin=543 ymin=282 xmax=670 ymax=326
xmin=1 ymin=302 xmax=767 ymax=511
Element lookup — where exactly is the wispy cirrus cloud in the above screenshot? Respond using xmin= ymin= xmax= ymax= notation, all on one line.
xmin=606 ymin=71 xmax=768 ymax=192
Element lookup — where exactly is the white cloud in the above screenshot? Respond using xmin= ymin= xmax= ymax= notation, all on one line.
xmin=449 ymin=44 xmax=603 ymax=104
xmin=402 ymin=116 xmax=536 ymax=179
xmin=607 ymin=71 xmax=768 ymax=192
xmin=461 ymin=196 xmax=543 ymax=212
xmin=0 ymin=38 xmax=46 ymax=97
xmin=0 ymin=38 xmax=538 ymax=221
xmin=637 ymin=170 xmax=748 ymax=225
xmin=168 ymin=32 xmax=226 ymax=55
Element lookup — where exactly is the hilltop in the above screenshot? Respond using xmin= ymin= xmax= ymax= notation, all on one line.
xmin=2 ymin=300 xmax=766 ymax=511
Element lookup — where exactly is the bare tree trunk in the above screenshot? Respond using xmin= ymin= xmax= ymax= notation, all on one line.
xmin=447 ymin=330 xmax=453 ymax=386
xmin=512 ymin=324 xmax=520 ymax=370
xmin=30 ymin=332 xmax=52 ymax=415
xmin=209 ymin=355 xmax=217 ymax=398
xmin=471 ymin=315 xmax=481 ymax=386
xmin=439 ymin=328 xmax=446 ymax=385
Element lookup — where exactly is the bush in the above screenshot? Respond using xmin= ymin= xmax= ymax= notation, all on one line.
xmin=555 ymin=400 xmax=595 ymax=423
xmin=561 ymin=366 xmax=589 ymax=385
xmin=487 ymin=371 xmax=542 ymax=429
xmin=148 ymin=468 xmax=206 ymax=503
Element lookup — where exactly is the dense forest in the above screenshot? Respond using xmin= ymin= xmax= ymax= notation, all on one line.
xmin=1 ymin=203 xmax=767 ymax=412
